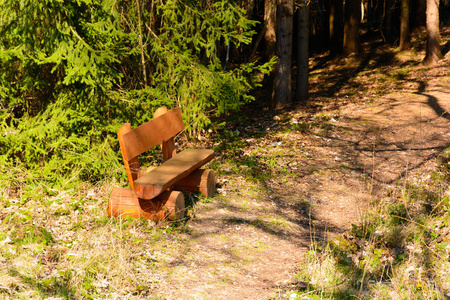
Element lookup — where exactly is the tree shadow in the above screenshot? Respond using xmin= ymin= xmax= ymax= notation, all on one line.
xmin=303 ymin=44 xmax=407 ymax=116
xmin=420 ymin=92 xmax=450 ymax=120
xmin=312 ymin=117 xmax=450 ymax=186
xmin=325 ymin=51 xmax=373 ymax=97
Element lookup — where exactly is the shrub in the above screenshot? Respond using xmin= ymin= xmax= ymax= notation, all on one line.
xmin=0 ymin=0 xmax=274 ymax=192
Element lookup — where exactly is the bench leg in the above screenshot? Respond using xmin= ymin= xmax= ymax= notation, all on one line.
xmin=108 ymin=188 xmax=185 ymax=222
xmin=171 ymin=169 xmax=216 ymax=198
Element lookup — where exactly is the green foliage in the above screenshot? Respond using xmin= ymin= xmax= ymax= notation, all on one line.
xmin=0 ymin=0 xmax=273 ymax=192
xmin=0 ymin=0 xmax=129 ymax=114
xmin=0 ymin=91 xmax=124 ymax=191
xmin=14 ymin=224 xmax=53 ymax=246
xmin=139 ymin=0 xmax=275 ymax=135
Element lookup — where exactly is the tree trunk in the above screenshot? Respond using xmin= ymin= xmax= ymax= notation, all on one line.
xmin=272 ymin=0 xmax=293 ymax=109
xmin=423 ymin=0 xmax=442 ymax=66
xmin=328 ymin=0 xmax=343 ymax=56
xmin=399 ymin=0 xmax=410 ymax=51
xmin=343 ymin=0 xmax=361 ymax=54
xmin=295 ymin=3 xmax=309 ymax=102
xmin=264 ymin=0 xmax=277 ymax=58
xmin=383 ymin=0 xmax=395 ymax=43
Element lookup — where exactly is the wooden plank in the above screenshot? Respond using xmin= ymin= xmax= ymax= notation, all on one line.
xmin=133 ymin=149 xmax=215 ymax=199
xmin=118 ymin=123 xmax=140 ymax=190
xmin=121 ymin=107 xmax=185 ymax=161
xmin=154 ymin=106 xmax=177 ymax=160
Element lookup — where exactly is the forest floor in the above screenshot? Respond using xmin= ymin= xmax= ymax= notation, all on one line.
xmin=1 ymin=28 xmax=449 ymax=299
xmin=151 ymin=29 xmax=450 ymax=299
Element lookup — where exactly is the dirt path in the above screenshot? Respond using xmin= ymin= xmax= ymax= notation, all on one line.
xmin=150 ymin=39 xmax=450 ymax=298
xmin=154 ymin=87 xmax=449 ymax=299
xmin=310 ymin=90 xmax=450 ymax=230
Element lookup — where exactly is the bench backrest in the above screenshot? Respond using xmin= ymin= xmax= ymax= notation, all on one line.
xmin=118 ymin=107 xmax=185 ymax=190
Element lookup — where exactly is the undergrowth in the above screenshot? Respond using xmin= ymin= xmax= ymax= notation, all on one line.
xmin=283 ymin=151 xmax=450 ymax=299
xmin=0 ymin=0 xmax=274 ymax=197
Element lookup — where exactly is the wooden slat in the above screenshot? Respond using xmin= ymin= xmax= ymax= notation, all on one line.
xmin=121 ymin=107 xmax=185 ymax=161
xmin=118 ymin=123 xmax=140 ymax=190
xmin=133 ymin=149 xmax=215 ymax=199
xmin=154 ymin=106 xmax=177 ymax=160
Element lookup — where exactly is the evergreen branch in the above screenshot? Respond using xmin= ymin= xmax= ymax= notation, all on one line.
xmin=69 ymin=26 xmax=104 ymax=53
xmin=146 ymin=25 xmax=202 ymax=73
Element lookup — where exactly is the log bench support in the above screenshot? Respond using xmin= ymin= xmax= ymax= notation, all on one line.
xmin=108 ymin=107 xmax=216 ymax=222
xmin=108 ymin=188 xmax=185 ymax=222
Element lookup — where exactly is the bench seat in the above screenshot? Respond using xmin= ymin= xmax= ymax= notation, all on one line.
xmin=133 ymin=148 xmax=215 ymax=199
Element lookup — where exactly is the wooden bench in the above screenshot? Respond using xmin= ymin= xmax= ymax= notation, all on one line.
xmin=108 ymin=107 xmax=216 ymax=221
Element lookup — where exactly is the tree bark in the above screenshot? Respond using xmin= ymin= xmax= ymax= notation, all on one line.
xmin=264 ymin=0 xmax=277 ymax=58
xmin=272 ymin=0 xmax=293 ymax=109
xmin=250 ymin=0 xmax=277 ymax=61
xmin=399 ymin=0 xmax=410 ymax=51
xmin=423 ymin=0 xmax=442 ymax=66
xmin=328 ymin=0 xmax=343 ymax=56
xmin=343 ymin=0 xmax=361 ymax=54
xmin=295 ymin=3 xmax=309 ymax=102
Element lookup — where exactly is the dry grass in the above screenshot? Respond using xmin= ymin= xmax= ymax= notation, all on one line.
xmin=1 ymin=181 xmax=182 ymax=299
